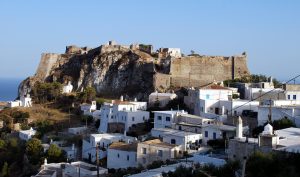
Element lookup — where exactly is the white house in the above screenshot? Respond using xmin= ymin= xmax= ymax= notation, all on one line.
xmin=151 ymin=128 xmax=202 ymax=151
xmin=174 ymin=113 xmax=215 ymax=133
xmin=153 ymin=110 xmax=187 ymax=129
xmin=20 ymin=94 xmax=32 ymax=107
xmin=118 ymin=110 xmax=150 ymax=131
xmin=62 ymin=81 xmax=73 ymax=94
xmin=184 ymin=84 xmax=233 ymax=115
xmin=8 ymin=100 xmax=22 ymax=108
xmin=128 ymin=162 xmax=192 ymax=177
xmin=48 ymin=141 xmax=78 ymax=161
xmin=107 ymin=142 xmax=137 ymax=169
xmin=61 ymin=144 xmax=77 ymax=161
xmin=82 ymin=133 xmax=136 ymax=162
xmin=201 ymin=123 xmax=241 ymax=145
xmin=198 ymin=99 xmax=259 ymax=118
xmin=81 ymin=101 xmax=97 ymax=116
xmin=99 ymin=99 xmax=149 ymax=133
xmin=19 ymin=127 xmax=36 ymax=141
xmin=257 ymin=105 xmax=300 ymax=127
xmin=36 ymin=160 xmax=108 ymax=177
xmin=158 ymin=48 xmax=181 ymax=58
xmin=68 ymin=126 xmax=87 ymax=135
xmin=137 ymin=139 xmax=180 ymax=167
xmin=148 ymin=92 xmax=177 ymax=108
xmin=227 ymin=125 xmax=300 ymax=162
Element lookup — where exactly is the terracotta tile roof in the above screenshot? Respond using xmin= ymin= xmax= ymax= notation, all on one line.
xmin=109 ymin=142 xmax=137 ymax=152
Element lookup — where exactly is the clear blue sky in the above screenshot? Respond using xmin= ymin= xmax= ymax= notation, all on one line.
xmin=0 ymin=1 xmax=299 ymax=81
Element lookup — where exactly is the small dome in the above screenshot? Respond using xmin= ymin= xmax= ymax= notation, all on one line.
xmin=262 ymin=123 xmax=273 ymax=135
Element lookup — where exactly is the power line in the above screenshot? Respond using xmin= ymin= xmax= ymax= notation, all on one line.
xmin=156 ymin=74 xmax=300 ymax=139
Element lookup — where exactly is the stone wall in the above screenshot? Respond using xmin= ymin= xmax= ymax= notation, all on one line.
xmin=65 ymin=45 xmax=91 ymax=54
xmin=283 ymin=84 xmax=300 ymax=91
xmin=168 ymin=54 xmax=249 ymax=87
xmin=154 ymin=73 xmax=171 ymax=91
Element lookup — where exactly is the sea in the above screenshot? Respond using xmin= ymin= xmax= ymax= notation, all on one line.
xmin=0 ymin=78 xmax=23 ymax=101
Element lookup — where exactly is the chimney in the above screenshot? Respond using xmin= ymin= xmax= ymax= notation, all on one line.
xmin=236 ymin=116 xmax=243 ymax=139
xmin=44 ymin=158 xmax=48 ymax=168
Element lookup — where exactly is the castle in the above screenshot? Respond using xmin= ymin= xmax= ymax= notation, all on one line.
xmin=21 ymin=40 xmax=249 ymax=99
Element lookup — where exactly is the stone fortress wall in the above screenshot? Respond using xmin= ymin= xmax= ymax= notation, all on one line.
xmin=33 ymin=41 xmax=250 ymax=94
xmin=154 ymin=53 xmax=249 ymax=90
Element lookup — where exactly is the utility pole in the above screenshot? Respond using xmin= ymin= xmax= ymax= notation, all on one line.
xmin=96 ymin=144 xmax=100 ymax=177
xmin=69 ymin=107 xmax=71 ymax=128
xmin=78 ymin=162 xmax=81 ymax=177
xmin=268 ymin=99 xmax=272 ymax=123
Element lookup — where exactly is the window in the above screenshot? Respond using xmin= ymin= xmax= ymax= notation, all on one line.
xmin=117 ymin=153 xmax=120 ymax=158
xmin=157 ymin=150 xmax=163 ymax=157
xmin=288 ymin=95 xmax=291 ymax=100
xmin=178 ymin=126 xmax=182 ymax=130
xmin=195 ymin=128 xmax=197 ymax=133
xmin=215 ymin=108 xmax=219 ymax=115
xmin=171 ymin=139 xmax=176 ymax=144
xmin=123 ymin=108 xmax=126 ymax=111
xmin=201 ymin=107 xmax=204 ymax=112
xmin=206 ymin=94 xmax=210 ymax=99
xmin=111 ymin=116 xmax=113 ymax=119
xmin=142 ymin=157 xmax=146 ymax=164
xmin=166 ymin=117 xmax=171 ymax=121
xmin=132 ymin=117 xmax=135 ymax=121
xmin=142 ymin=148 xmax=147 ymax=154
xmin=143 ymin=116 xmax=145 ymax=121
xmin=157 ymin=116 xmax=162 ymax=120
xmin=213 ymin=132 xmax=217 ymax=140
xmin=127 ymin=155 xmax=129 ymax=161
xmin=205 ymin=131 xmax=208 ymax=138
xmin=130 ymin=107 xmax=133 ymax=111
xmin=293 ymin=95 xmax=297 ymax=100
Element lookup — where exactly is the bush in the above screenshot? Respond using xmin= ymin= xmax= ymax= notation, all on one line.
xmin=81 ymin=115 xmax=93 ymax=125
xmin=273 ymin=117 xmax=295 ymax=130
xmin=207 ymin=139 xmax=226 ymax=149
xmin=31 ymin=82 xmax=63 ymax=103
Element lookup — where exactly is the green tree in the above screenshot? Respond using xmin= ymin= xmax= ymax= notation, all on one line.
xmin=84 ymin=87 xmax=96 ymax=103
xmin=1 ymin=162 xmax=9 ymax=177
xmin=0 ymin=140 xmax=6 ymax=149
xmin=272 ymin=117 xmax=295 ymax=130
xmin=35 ymin=120 xmax=54 ymax=138
xmin=47 ymin=144 xmax=65 ymax=163
xmin=25 ymin=138 xmax=43 ymax=165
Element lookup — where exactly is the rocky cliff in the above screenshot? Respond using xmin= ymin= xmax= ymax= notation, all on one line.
xmin=19 ymin=42 xmax=250 ymax=101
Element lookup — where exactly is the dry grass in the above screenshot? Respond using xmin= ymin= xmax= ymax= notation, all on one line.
xmin=17 ymin=104 xmax=70 ymax=122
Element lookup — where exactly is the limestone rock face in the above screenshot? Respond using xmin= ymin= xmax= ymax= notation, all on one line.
xmin=19 ymin=43 xmax=250 ymax=101
xmin=19 ymin=46 xmax=155 ymax=100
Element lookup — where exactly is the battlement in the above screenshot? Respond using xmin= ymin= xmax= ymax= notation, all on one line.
xmin=65 ymin=45 xmax=91 ymax=55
